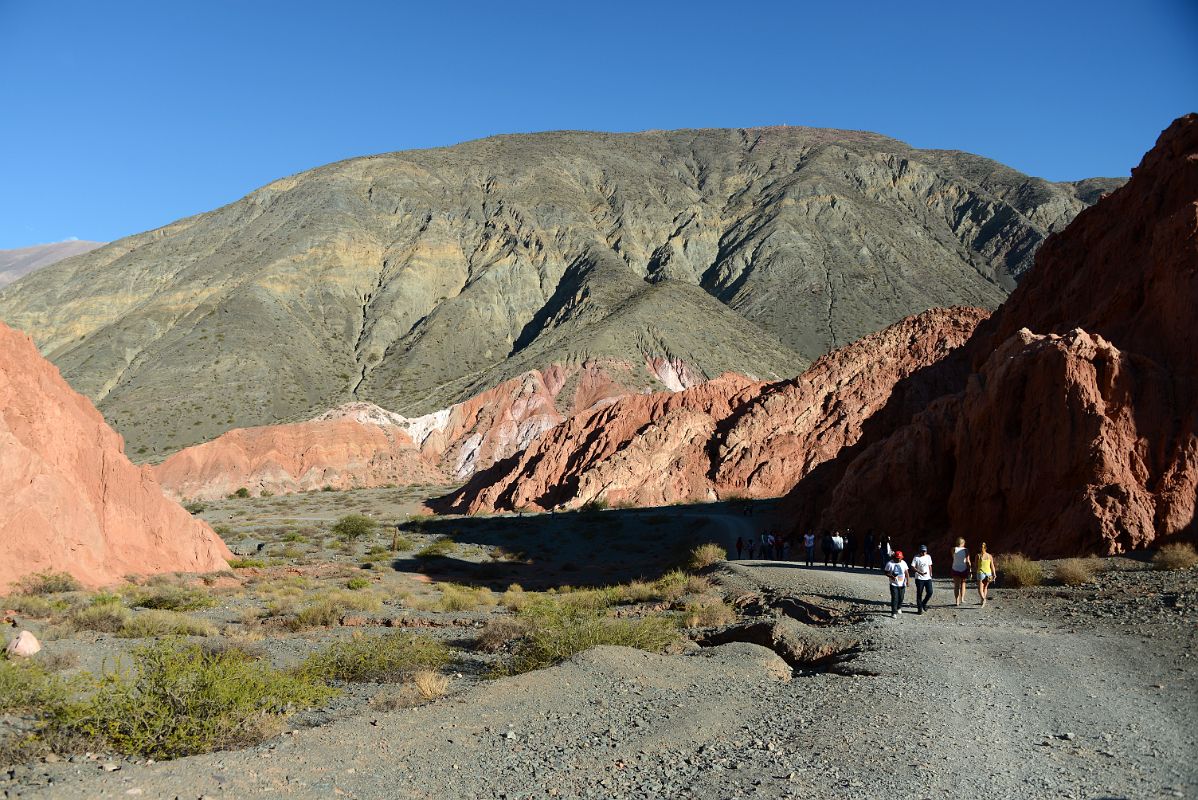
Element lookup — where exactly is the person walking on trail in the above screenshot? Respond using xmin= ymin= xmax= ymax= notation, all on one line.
xmin=884 ymin=550 xmax=909 ymax=618
xmin=803 ymin=531 xmax=816 ymax=567
xmin=821 ymin=530 xmax=834 ymax=567
xmin=879 ymin=535 xmax=894 ymax=572
xmin=842 ymin=529 xmax=855 ymax=569
xmin=736 ymin=537 xmax=744 ymax=560
xmin=762 ymin=532 xmax=773 ymax=560
xmin=911 ymin=544 xmax=933 ymax=613
xmin=864 ymin=530 xmax=876 ymax=569
xmin=951 ymin=537 xmax=971 ymax=606
xmin=830 ymin=530 xmax=845 ymax=567
xmin=976 ymin=543 xmax=997 ymax=606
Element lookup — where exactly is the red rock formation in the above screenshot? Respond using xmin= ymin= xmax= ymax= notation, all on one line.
xmin=0 ymin=322 xmax=230 ymax=590
xmin=799 ymin=114 xmax=1198 ymax=557
xmin=443 ymin=309 xmax=987 ymax=514
xmin=154 ymin=361 xmax=647 ymax=501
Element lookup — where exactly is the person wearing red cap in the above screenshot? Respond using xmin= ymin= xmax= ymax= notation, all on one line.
xmin=884 ymin=550 xmax=909 ymax=618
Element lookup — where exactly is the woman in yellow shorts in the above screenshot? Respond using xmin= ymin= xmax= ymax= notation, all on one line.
xmin=976 ymin=543 xmax=997 ymax=607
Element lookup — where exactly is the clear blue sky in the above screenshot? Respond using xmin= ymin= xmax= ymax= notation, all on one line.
xmin=1 ymin=0 xmax=1194 ymax=249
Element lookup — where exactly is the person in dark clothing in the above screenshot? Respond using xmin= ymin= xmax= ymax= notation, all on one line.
xmin=842 ymin=529 xmax=855 ymax=568
xmin=864 ymin=530 xmax=876 ymax=569
xmin=821 ymin=530 xmax=833 ymax=567
xmin=878 ymin=535 xmax=893 ymax=572
xmin=735 ymin=537 xmax=744 ymax=560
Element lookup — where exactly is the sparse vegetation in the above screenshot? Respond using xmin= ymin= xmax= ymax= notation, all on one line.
xmin=332 ymin=514 xmax=377 ymax=541
xmin=228 ymin=558 xmax=267 ymax=569
xmin=231 ymin=487 xmax=251 ymax=499
xmin=1001 ymin=553 xmax=1044 ymax=587
xmin=687 ymin=542 xmax=727 ymax=571
xmin=416 ymin=538 xmax=458 ymax=559
xmin=474 ymin=617 xmax=529 ymax=652
xmin=131 ymin=584 xmax=216 ymax=612
xmin=1052 ymin=558 xmax=1100 ymax=586
xmin=498 ymin=600 xmax=681 ymax=675
xmin=683 ymin=596 xmax=736 ymax=628
xmin=411 ymin=669 xmax=450 ymax=700
xmin=425 ymin=583 xmax=495 ymax=612
xmin=346 ymin=577 xmax=371 ymax=590
xmin=1153 ymin=542 xmax=1198 ymax=571
xmin=17 ymin=572 xmax=82 ymax=595
xmin=44 ymin=639 xmax=334 ymax=759
xmin=299 ymin=632 xmax=451 ymax=683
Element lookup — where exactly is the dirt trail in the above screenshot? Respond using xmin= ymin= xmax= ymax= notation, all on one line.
xmin=27 ymin=561 xmax=1196 ymax=799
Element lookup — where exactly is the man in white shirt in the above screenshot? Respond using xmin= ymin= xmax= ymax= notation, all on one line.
xmin=884 ymin=550 xmax=909 ymax=618
xmin=911 ymin=545 xmax=933 ymax=614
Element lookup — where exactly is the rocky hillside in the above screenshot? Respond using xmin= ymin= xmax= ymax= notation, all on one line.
xmin=786 ymin=114 xmax=1198 ymax=557
xmin=442 ymin=307 xmax=987 ymax=513
xmin=0 ymin=127 xmax=1118 ymax=457
xmin=0 ymin=240 xmax=103 ymax=287
xmin=0 ymin=322 xmax=230 ymax=590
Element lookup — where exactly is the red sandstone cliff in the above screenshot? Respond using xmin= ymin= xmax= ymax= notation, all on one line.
xmin=0 ymin=322 xmax=231 ymax=589
xmin=795 ymin=114 xmax=1198 ymax=557
xmin=442 ymin=308 xmax=985 ymax=513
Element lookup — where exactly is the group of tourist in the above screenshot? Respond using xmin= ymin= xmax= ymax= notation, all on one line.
xmin=882 ymin=538 xmax=998 ymax=617
xmin=733 ymin=528 xmax=999 ymax=617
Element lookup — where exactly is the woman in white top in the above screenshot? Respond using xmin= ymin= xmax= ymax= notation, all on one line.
xmin=951 ymin=537 xmax=971 ymax=607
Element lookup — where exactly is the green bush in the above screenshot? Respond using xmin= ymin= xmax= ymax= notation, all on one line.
xmin=1001 ymin=553 xmax=1043 ymax=587
xmin=687 ymin=543 xmax=727 ymax=571
xmin=17 ymin=572 xmax=81 ymax=595
xmin=299 ymin=633 xmax=451 ymax=683
xmin=428 ymin=583 xmax=495 ymax=612
xmin=48 ymin=639 xmax=335 ymax=758
xmin=416 ymin=538 xmax=457 ymax=559
xmin=230 ymin=487 xmax=251 ymax=499
xmin=0 ymin=660 xmax=66 ymax=713
xmin=183 ymin=501 xmax=206 ymax=515
xmin=332 ymin=514 xmax=377 ymax=541
xmin=228 ymin=558 xmax=267 ymax=569
xmin=119 ymin=611 xmax=217 ymax=638
xmin=2 ymin=594 xmax=60 ymax=618
xmin=498 ymin=601 xmax=680 ymax=675
xmin=346 ymin=577 xmax=371 ymax=590
xmin=131 ymin=585 xmax=215 ymax=612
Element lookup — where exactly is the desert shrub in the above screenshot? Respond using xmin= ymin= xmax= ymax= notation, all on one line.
xmin=2 ymin=594 xmax=59 ymax=618
xmin=36 ymin=650 xmax=80 ymax=672
xmin=346 ymin=577 xmax=371 ymax=590
xmin=500 ymin=583 xmax=531 ymax=611
xmin=1153 ymin=542 xmax=1198 ymax=571
xmin=474 ymin=617 xmax=528 ymax=652
xmin=289 ymin=590 xmax=381 ymax=630
xmin=498 ymin=601 xmax=680 ymax=675
xmin=411 ymin=670 xmax=449 ymax=700
xmin=131 ymin=585 xmax=215 ymax=612
xmin=683 ymin=597 xmax=736 ymax=628
xmin=653 ymin=570 xmax=712 ymax=603
xmin=580 ymin=498 xmax=608 ymax=513
xmin=1001 ymin=553 xmax=1044 ymax=587
xmin=0 ymin=659 xmax=66 ymax=713
xmin=332 ymin=514 xmax=377 ymax=541
xmin=416 ymin=538 xmax=457 ymax=559
xmin=17 ymin=572 xmax=81 ymax=595
xmin=119 ymin=611 xmax=217 ymax=638
xmin=1052 ymin=558 xmax=1099 ymax=586
xmin=556 ymin=588 xmax=614 ymax=612
xmin=429 ymin=583 xmax=494 ymax=612
xmin=608 ymin=581 xmax=661 ymax=605
xmin=183 ymin=501 xmax=206 ymax=514
xmin=687 ymin=543 xmax=727 ymax=571
xmin=47 ymin=639 xmax=334 ymax=759
xmin=299 ymin=633 xmax=451 ymax=683
xmin=228 ymin=558 xmax=266 ymax=569
xmin=231 ymin=487 xmax=251 ymax=499
xmin=68 ymin=602 xmax=133 ymax=633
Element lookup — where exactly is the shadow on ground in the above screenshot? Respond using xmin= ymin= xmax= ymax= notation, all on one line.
xmin=390 ymin=499 xmax=781 ymax=591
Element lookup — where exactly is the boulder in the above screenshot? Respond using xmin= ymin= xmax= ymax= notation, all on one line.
xmin=5 ymin=630 xmax=41 ymax=658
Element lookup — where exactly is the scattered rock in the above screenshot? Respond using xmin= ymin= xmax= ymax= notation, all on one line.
xmin=4 ymin=630 xmax=41 ymax=658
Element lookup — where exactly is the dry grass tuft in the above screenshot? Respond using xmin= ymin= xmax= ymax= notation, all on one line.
xmin=1153 ymin=542 xmax=1198 ymax=571
xmin=411 ymin=670 xmax=449 ymax=700
xmin=687 ymin=543 xmax=727 ymax=571
xmin=1001 ymin=553 xmax=1044 ymax=587
xmin=474 ymin=617 xmax=529 ymax=652
xmin=1052 ymin=558 xmax=1100 ymax=586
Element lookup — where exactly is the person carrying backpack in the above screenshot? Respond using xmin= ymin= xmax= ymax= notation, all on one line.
xmin=884 ymin=550 xmax=909 ymax=618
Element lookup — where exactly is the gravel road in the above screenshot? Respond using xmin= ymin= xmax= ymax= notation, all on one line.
xmin=15 ymin=559 xmax=1196 ymax=799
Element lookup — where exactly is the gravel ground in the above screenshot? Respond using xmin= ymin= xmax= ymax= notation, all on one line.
xmin=10 ymin=553 xmax=1195 ymax=800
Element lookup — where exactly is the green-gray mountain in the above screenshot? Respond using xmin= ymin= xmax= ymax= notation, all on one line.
xmin=0 ymin=127 xmax=1121 ymax=458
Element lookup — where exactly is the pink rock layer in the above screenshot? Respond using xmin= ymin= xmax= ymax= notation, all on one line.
xmin=0 ymin=322 xmax=231 ymax=590
xmin=789 ymin=114 xmax=1198 ymax=557
xmin=153 ymin=360 xmax=649 ymax=502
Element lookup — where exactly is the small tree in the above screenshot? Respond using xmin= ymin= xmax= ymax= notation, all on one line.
xmin=332 ymin=514 xmax=377 ymax=541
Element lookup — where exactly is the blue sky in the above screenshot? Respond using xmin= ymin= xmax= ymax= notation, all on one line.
xmin=0 ymin=0 xmax=1194 ymax=248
